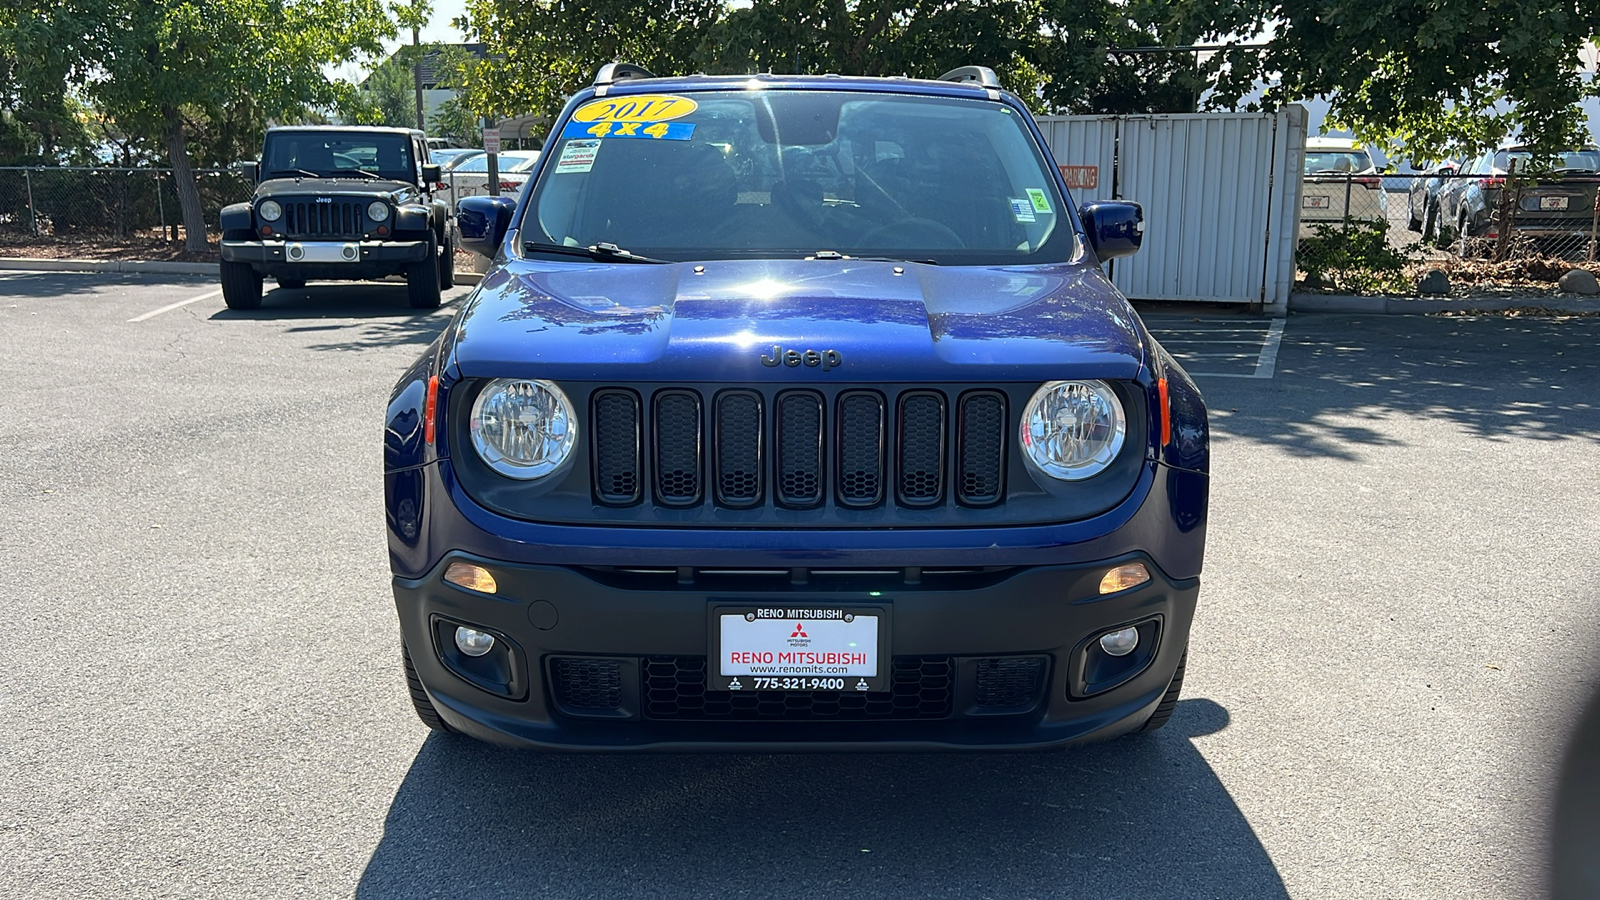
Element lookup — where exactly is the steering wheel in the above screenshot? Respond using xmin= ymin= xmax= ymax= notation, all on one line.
xmin=857 ymin=217 xmax=965 ymax=250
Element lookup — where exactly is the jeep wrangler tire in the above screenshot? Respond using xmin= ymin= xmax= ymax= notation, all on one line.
xmin=1137 ymin=650 xmax=1186 ymax=733
xmin=403 ymin=643 xmax=457 ymax=733
xmin=407 ymin=235 xmax=443 ymax=309
xmin=220 ymin=260 xmax=264 ymax=310
xmin=438 ymin=228 xmax=456 ymax=289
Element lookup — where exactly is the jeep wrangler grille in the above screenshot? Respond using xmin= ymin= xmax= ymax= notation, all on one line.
xmin=591 ymin=386 xmax=1007 ymax=512
xmin=281 ymin=199 xmax=364 ymax=239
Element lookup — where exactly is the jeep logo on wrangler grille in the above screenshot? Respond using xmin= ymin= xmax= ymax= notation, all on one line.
xmin=761 ymin=345 xmax=842 ymax=370
xmin=315 ymin=197 xmax=333 ymax=203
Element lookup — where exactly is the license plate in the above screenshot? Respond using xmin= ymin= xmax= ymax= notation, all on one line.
xmin=285 ymin=241 xmax=359 ymax=263
xmin=710 ymin=605 xmax=887 ymax=692
xmin=1303 ymin=196 xmax=1331 ymax=209
xmin=1540 ymin=196 xmax=1570 ymax=210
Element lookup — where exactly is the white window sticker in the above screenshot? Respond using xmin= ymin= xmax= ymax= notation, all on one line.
xmin=555 ymin=139 xmax=601 ymax=174
xmin=1009 ymin=198 xmax=1036 ymax=223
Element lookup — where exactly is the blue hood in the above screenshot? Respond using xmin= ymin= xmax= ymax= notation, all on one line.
xmin=448 ymin=258 xmax=1148 ymax=383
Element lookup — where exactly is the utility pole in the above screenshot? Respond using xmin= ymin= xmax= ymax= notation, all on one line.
xmin=411 ymin=18 xmax=426 ymax=132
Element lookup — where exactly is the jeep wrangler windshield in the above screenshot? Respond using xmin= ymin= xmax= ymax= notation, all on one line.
xmin=526 ymin=90 xmax=1077 ymax=266
xmin=261 ymin=131 xmax=419 ymax=182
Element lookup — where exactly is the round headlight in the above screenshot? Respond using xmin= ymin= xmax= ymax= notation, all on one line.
xmin=258 ymin=200 xmax=282 ymax=222
xmin=367 ymin=200 xmax=390 ymax=222
xmin=1020 ymin=380 xmax=1126 ymax=481
xmin=470 ymin=379 xmax=577 ymax=479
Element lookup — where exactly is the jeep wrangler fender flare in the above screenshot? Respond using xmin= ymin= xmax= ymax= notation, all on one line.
xmin=395 ymin=204 xmax=432 ymax=234
xmin=220 ymin=202 xmax=253 ymax=234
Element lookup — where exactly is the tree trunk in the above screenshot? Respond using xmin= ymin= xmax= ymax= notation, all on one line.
xmin=164 ymin=107 xmax=209 ymax=253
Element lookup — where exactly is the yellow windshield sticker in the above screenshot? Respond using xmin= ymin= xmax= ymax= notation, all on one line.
xmin=573 ymin=94 xmax=698 ymax=124
xmin=1026 ymin=188 xmax=1053 ymax=214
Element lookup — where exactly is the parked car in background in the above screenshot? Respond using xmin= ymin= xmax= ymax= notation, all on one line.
xmin=1299 ymin=137 xmax=1387 ymax=237
xmin=443 ymin=150 xmax=542 ymax=199
xmin=431 ymin=148 xmax=482 ymax=170
xmin=1405 ymin=160 xmax=1459 ymax=238
xmin=1436 ymin=145 xmax=1600 ymax=253
xmin=218 ymin=125 xmax=454 ymax=310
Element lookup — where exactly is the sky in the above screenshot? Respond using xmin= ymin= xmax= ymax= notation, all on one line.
xmin=330 ymin=0 xmax=469 ymax=83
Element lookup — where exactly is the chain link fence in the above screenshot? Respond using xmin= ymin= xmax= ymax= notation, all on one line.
xmin=0 ymin=167 xmax=252 ymax=242
xmin=1299 ymin=171 xmax=1600 ymax=262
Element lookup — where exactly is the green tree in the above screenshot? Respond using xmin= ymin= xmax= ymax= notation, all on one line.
xmin=355 ymin=55 xmax=423 ymax=128
xmin=1210 ymin=0 xmax=1600 ymax=160
xmin=0 ymin=8 xmax=97 ymax=164
xmin=453 ymin=0 xmax=1251 ymax=124
xmin=25 ymin=0 xmax=397 ymax=251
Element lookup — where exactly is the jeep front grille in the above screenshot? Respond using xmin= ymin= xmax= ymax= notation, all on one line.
xmin=281 ymin=199 xmax=364 ymax=239
xmin=590 ymin=386 xmax=1007 ymax=511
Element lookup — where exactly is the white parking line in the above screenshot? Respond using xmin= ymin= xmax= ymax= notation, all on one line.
xmin=128 ymin=287 xmax=222 ymax=323
xmin=1191 ymin=318 xmax=1285 ymax=379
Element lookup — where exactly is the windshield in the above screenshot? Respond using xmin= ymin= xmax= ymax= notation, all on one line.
xmin=525 ymin=90 xmax=1075 ymax=265
xmin=1304 ymin=150 xmax=1373 ymax=175
xmin=262 ymin=132 xmax=417 ymax=181
xmin=455 ymin=152 xmax=540 ymax=173
xmin=1494 ymin=149 xmax=1600 ymax=173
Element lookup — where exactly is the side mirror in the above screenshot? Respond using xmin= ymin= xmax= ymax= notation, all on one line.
xmin=1079 ymin=201 xmax=1144 ymax=260
xmin=237 ymin=160 xmax=259 ymax=183
xmin=421 ymin=163 xmax=442 ymax=183
xmin=457 ymin=195 xmax=518 ymax=257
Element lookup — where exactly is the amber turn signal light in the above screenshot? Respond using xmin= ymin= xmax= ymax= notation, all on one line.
xmin=444 ymin=562 xmax=498 ymax=594
xmin=1098 ymin=563 xmax=1150 ymax=594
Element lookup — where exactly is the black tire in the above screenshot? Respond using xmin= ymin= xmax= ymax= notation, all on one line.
xmin=407 ymin=235 xmax=443 ymax=309
xmin=276 ymin=277 xmax=306 ymax=290
xmin=1422 ymin=201 xmax=1438 ymax=242
xmin=220 ymin=260 xmax=263 ymax=310
xmin=438 ymin=227 xmax=456 ymax=289
xmin=1137 ymin=651 xmax=1186 ymax=733
xmin=403 ymin=643 xmax=456 ymax=732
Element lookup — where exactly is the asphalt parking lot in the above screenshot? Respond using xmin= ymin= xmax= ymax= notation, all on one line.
xmin=3 ymin=272 xmax=1598 ymax=899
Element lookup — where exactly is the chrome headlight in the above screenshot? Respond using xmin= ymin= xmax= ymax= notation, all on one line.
xmin=1020 ymin=380 xmax=1126 ymax=481
xmin=258 ymin=200 xmax=282 ymax=222
xmin=469 ymin=379 xmax=577 ymax=479
xmin=366 ymin=200 xmax=391 ymax=222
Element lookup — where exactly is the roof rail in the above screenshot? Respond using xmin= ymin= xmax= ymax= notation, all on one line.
xmin=593 ymin=63 xmax=656 ymax=86
xmin=937 ymin=66 xmax=1001 ymax=89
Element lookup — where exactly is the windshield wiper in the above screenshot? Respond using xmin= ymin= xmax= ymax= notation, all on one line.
xmin=343 ymin=169 xmax=382 ymax=180
xmin=267 ymin=168 xmax=321 ymax=179
xmin=523 ymin=241 xmax=672 ymax=264
xmin=807 ymin=250 xmax=940 ymax=265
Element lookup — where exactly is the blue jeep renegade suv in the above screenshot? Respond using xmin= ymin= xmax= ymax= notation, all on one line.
xmin=383 ymin=64 xmax=1209 ymax=750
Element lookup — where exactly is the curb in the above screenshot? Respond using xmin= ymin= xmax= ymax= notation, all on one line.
xmin=0 ymin=257 xmax=483 ymax=285
xmin=1289 ymin=291 xmax=1600 ymax=315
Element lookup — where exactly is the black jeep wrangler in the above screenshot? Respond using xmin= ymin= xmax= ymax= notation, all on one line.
xmin=219 ymin=126 xmax=455 ymax=310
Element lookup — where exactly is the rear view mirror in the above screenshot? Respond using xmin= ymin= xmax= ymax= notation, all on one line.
xmin=1079 ymin=201 xmax=1144 ymax=260
xmin=457 ymin=195 xmax=518 ymax=258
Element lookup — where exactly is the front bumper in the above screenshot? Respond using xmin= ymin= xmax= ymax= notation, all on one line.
xmin=221 ymin=238 xmax=427 ymax=279
xmin=394 ymin=554 xmax=1199 ymax=751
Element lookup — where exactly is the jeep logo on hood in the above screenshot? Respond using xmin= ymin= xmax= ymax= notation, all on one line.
xmin=761 ymin=345 xmax=842 ymax=371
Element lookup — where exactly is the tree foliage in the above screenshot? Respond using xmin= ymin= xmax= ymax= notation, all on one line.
xmin=16 ymin=0 xmax=397 ymax=249
xmin=452 ymin=0 xmax=1214 ymax=128
xmin=1209 ymin=0 xmax=1600 ymax=160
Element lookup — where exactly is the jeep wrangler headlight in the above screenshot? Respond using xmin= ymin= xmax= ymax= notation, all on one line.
xmin=469 ymin=379 xmax=577 ymax=479
xmin=366 ymin=201 xmax=390 ymax=223
xmin=1020 ymin=380 xmax=1126 ymax=481
xmin=258 ymin=200 xmax=282 ymax=222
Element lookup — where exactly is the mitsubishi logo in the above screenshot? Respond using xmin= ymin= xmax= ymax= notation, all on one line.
xmin=790 ymin=623 xmax=808 ymax=638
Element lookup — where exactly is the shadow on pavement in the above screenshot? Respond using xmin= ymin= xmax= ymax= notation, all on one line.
xmin=1215 ymin=314 xmax=1600 ymax=460
xmin=356 ymin=698 xmax=1285 ymax=899
xmin=208 ymin=283 xmax=465 ymax=351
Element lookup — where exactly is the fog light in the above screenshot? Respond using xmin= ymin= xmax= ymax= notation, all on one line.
xmin=454 ymin=626 xmax=495 ymax=657
xmin=1098 ymin=626 xmax=1139 ymax=657
xmin=444 ymin=562 xmax=497 ymax=593
xmin=1099 ymin=563 xmax=1150 ymax=594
